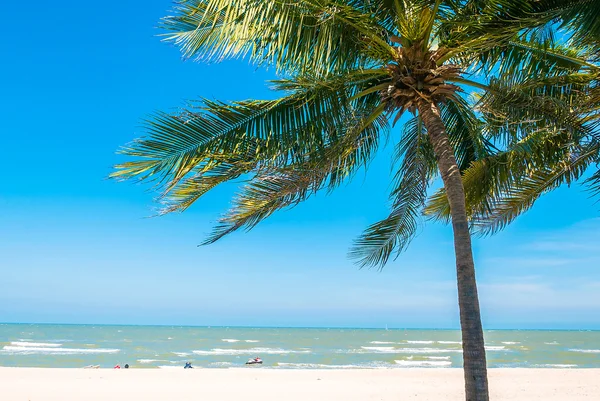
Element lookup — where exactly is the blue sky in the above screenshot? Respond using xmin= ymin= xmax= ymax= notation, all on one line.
xmin=1 ymin=1 xmax=599 ymax=329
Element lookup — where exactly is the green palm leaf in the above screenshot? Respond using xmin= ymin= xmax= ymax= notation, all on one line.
xmin=441 ymin=96 xmax=492 ymax=171
xmin=203 ymin=109 xmax=388 ymax=243
xmin=112 ymin=69 xmax=387 ymax=190
xmin=349 ymin=116 xmax=430 ymax=268
xmin=161 ymin=0 xmax=395 ymax=75
xmin=471 ymin=144 xmax=599 ymax=235
xmin=584 ymin=167 xmax=600 ymax=198
xmin=425 ymin=128 xmax=598 ymax=229
xmin=478 ymin=77 xmax=592 ymax=147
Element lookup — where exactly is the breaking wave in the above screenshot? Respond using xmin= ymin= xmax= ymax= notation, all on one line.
xmin=2 ymin=345 xmax=119 ymax=355
xmin=395 ymin=360 xmax=452 ymax=367
xmin=569 ymin=349 xmax=600 ymax=353
xmin=10 ymin=341 xmax=62 ymax=347
xmin=193 ymin=347 xmax=310 ymax=356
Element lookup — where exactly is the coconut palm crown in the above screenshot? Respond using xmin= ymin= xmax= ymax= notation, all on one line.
xmin=112 ymin=1 xmax=599 ymax=400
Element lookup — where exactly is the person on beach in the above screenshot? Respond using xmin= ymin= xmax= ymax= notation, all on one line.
xmin=124 ymin=364 xmax=129 ymax=369
xmin=184 ymin=362 xmax=193 ymax=369
xmin=114 ymin=364 xmax=121 ymax=369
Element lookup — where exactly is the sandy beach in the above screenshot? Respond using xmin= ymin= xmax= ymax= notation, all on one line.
xmin=1 ymin=367 xmax=598 ymax=401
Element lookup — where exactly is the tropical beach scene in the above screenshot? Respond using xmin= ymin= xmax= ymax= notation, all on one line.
xmin=2 ymin=0 xmax=600 ymax=400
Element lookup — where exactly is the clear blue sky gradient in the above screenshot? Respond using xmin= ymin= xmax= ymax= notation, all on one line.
xmin=1 ymin=1 xmax=599 ymax=329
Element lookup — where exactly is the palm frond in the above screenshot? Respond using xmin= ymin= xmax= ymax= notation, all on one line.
xmin=112 ymin=69 xmax=387 ymax=191
xmin=469 ymin=37 xmax=598 ymax=80
xmin=425 ymin=128 xmax=598 ymax=229
xmin=161 ymin=0 xmax=395 ymax=75
xmin=553 ymin=0 xmax=600 ymax=47
xmin=349 ymin=115 xmax=429 ymax=269
xmin=203 ymin=110 xmax=389 ymax=243
xmin=438 ymin=0 xmax=600 ymax=67
xmin=393 ymin=0 xmax=439 ymax=45
xmin=158 ymin=146 xmax=261 ymax=214
xmin=441 ymin=96 xmax=492 ymax=171
xmin=478 ymin=73 xmax=593 ymax=147
xmin=584 ymin=167 xmax=600 ymax=198
xmin=471 ymin=144 xmax=599 ymax=235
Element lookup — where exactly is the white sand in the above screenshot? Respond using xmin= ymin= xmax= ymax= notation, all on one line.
xmin=1 ymin=368 xmax=598 ymax=401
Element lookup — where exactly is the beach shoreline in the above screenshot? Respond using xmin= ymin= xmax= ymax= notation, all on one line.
xmin=2 ymin=367 xmax=599 ymax=400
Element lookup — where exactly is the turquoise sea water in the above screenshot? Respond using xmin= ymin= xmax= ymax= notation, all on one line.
xmin=1 ymin=324 xmax=599 ymax=369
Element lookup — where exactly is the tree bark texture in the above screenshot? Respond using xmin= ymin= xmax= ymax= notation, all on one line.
xmin=417 ymin=100 xmax=490 ymax=401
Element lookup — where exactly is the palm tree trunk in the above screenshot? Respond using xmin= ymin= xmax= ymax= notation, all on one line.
xmin=417 ymin=100 xmax=489 ymax=401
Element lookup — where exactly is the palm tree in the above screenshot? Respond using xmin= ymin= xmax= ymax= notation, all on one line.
xmin=112 ymin=1 xmax=597 ymax=399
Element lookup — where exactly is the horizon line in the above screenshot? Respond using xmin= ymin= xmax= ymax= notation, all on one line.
xmin=1 ymin=322 xmax=598 ymax=331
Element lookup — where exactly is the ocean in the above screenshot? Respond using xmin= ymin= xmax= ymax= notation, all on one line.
xmin=1 ymin=324 xmax=599 ymax=369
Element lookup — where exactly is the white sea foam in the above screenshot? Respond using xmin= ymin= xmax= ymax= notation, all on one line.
xmin=172 ymin=352 xmax=191 ymax=357
xmin=501 ymin=342 xmax=520 ymax=345
xmin=394 ymin=348 xmax=462 ymax=354
xmin=395 ymin=360 xmax=452 ymax=367
xmin=167 ymin=337 xmax=173 ymax=340
xmin=10 ymin=341 xmax=62 ymax=348
xmin=193 ymin=347 xmax=310 ymax=356
xmin=361 ymin=346 xmax=396 ymax=352
xmin=438 ymin=341 xmax=461 ymax=344
xmin=569 ymin=349 xmax=600 ymax=353
xmin=244 ymin=340 xmax=260 ymax=343
xmin=533 ymin=364 xmax=577 ymax=368
xmin=137 ymin=359 xmax=167 ymax=364
xmin=278 ymin=363 xmax=354 ymax=369
xmin=351 ymin=347 xmax=461 ymax=354
xmin=2 ymin=346 xmax=119 ymax=355
xmin=208 ymin=362 xmax=234 ymax=368
xmin=369 ymin=341 xmax=395 ymax=344
xmin=277 ymin=362 xmax=385 ymax=369
xmin=406 ymin=341 xmax=434 ymax=344
xmin=485 ymin=346 xmax=506 ymax=351
xmin=426 ymin=356 xmax=451 ymax=360
xmin=544 ymin=342 xmax=559 ymax=345
xmin=221 ymin=339 xmax=240 ymax=343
